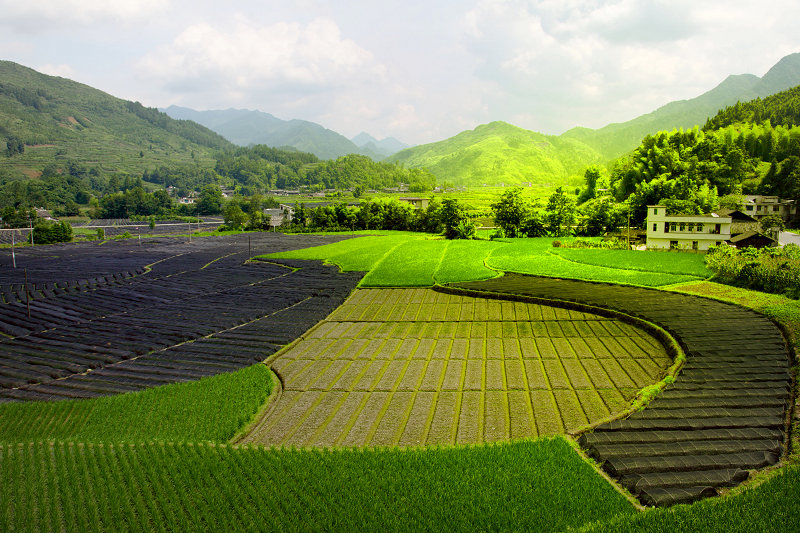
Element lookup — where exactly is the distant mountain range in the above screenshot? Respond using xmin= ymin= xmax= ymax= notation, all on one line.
xmin=390 ymin=52 xmax=800 ymax=186
xmin=3 ymin=52 xmax=800 ymax=190
xmin=163 ymin=106 xmax=410 ymax=160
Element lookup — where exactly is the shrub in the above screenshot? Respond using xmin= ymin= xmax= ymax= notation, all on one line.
xmin=705 ymin=244 xmax=800 ymax=298
xmin=30 ymin=221 xmax=72 ymax=244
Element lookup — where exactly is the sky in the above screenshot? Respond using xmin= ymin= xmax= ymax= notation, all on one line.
xmin=2 ymin=0 xmax=800 ymax=146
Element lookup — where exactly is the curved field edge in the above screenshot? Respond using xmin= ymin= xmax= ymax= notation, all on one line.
xmin=0 ymin=437 xmax=637 ymax=533
xmin=261 ymin=233 xmax=709 ymax=288
xmin=0 ymin=364 xmax=273 ymax=444
xmin=434 ymin=285 xmax=686 ymax=431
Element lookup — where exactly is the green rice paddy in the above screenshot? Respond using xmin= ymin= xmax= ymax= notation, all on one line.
xmin=242 ymin=289 xmax=670 ymax=447
xmin=265 ymin=233 xmax=711 ymax=287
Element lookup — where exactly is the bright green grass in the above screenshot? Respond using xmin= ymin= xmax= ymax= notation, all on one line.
xmin=552 ymin=248 xmax=711 ymax=277
xmin=0 ymin=364 xmax=272 ymax=444
xmin=263 ymin=233 xmax=709 ymax=288
xmin=0 ymin=437 xmax=636 ymax=532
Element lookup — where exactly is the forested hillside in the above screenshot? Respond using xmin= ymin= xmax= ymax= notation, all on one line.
xmin=593 ymin=85 xmax=800 ymax=223
xmin=0 ymin=61 xmax=232 ymax=182
xmin=562 ymin=52 xmax=800 ymax=160
xmin=389 ymin=121 xmax=604 ymax=188
xmin=703 ymin=85 xmax=800 ymax=130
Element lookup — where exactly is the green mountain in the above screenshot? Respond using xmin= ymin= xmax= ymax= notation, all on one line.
xmin=561 ymin=52 xmax=800 ymax=160
xmin=163 ymin=105 xmax=378 ymax=160
xmin=703 ymin=84 xmax=800 ymax=130
xmin=0 ymin=61 xmax=232 ymax=180
xmin=388 ymin=121 xmax=604 ymax=187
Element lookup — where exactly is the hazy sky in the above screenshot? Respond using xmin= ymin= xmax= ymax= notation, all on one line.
xmin=2 ymin=0 xmax=799 ymax=145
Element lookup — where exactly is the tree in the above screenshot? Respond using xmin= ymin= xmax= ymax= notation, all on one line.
xmin=195 ymin=185 xmax=224 ymax=215
xmin=491 ymin=188 xmax=530 ymax=237
xmin=439 ymin=199 xmax=475 ymax=239
xmin=577 ymin=165 xmax=604 ymax=204
xmin=544 ymin=187 xmax=576 ymax=237
xmin=223 ymin=203 xmax=247 ymax=229
xmin=760 ymin=214 xmax=785 ymax=237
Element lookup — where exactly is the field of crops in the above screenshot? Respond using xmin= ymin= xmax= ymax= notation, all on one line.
xmin=0 ymin=233 xmax=361 ymax=401
xmin=242 ymin=288 xmax=670 ymax=447
xmin=266 ymin=233 xmax=711 ymax=287
xmin=0 ymin=438 xmax=639 ymax=532
xmin=1 ymin=230 xmax=798 ymax=530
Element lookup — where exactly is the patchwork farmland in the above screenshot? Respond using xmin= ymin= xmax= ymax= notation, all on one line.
xmin=0 ymin=231 xmax=797 ymax=530
xmin=243 ymin=288 xmax=671 ymax=446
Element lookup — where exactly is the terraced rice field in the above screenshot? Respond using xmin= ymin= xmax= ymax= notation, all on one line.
xmin=242 ymin=288 xmax=672 ymax=446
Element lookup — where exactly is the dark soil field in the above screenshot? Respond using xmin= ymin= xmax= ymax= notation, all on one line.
xmin=0 ymin=233 xmax=363 ymax=401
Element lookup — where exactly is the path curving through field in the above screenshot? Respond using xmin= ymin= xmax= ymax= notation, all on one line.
xmin=453 ymin=273 xmax=793 ymax=507
xmin=240 ymin=288 xmax=672 ymax=447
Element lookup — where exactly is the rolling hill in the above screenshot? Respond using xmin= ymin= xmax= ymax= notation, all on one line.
xmin=0 ymin=61 xmax=232 ymax=180
xmin=391 ymin=53 xmax=800 ymax=188
xmin=163 ymin=106 xmax=389 ymax=161
xmin=560 ymin=52 xmax=800 ymax=160
xmin=388 ymin=121 xmax=604 ymax=187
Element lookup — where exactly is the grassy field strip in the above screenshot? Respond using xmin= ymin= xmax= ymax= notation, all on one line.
xmin=264 ymin=233 xmax=711 ymax=288
xmin=0 ymin=438 xmax=638 ymax=532
xmin=241 ymin=288 xmax=671 ymax=447
xmin=0 ymin=364 xmax=273 ymax=443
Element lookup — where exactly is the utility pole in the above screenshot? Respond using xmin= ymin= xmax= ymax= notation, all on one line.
xmin=24 ymin=267 xmax=31 ymax=318
xmin=11 ymin=230 xmax=16 ymax=268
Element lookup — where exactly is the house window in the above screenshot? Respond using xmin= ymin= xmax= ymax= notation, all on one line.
xmin=670 ymin=223 xmax=676 ymax=232
xmin=653 ymin=208 xmax=658 ymax=215
xmin=653 ymin=223 xmax=658 ymax=232
xmin=746 ymin=205 xmax=754 ymax=211
xmin=670 ymin=240 xmax=679 ymax=249
xmin=679 ymin=223 xmax=686 ymax=232
xmin=687 ymin=223 xmax=694 ymax=232
xmin=774 ymin=206 xmax=780 ymax=212
xmin=692 ymin=241 xmax=698 ymax=250
xmin=716 ymin=241 xmax=722 ymax=245
xmin=697 ymin=224 xmax=704 ymax=232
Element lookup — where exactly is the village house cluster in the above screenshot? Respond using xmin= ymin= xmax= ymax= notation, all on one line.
xmin=645 ymin=195 xmax=795 ymax=251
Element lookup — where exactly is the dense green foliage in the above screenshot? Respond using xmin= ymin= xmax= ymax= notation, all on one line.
xmin=0 ymin=364 xmax=272 ymax=443
xmin=0 ymin=438 xmax=635 ymax=532
xmin=29 ymin=220 xmax=72 ymax=244
xmin=266 ymin=233 xmax=710 ymax=287
xmin=704 ymin=243 xmax=800 ymax=297
xmin=704 ymin=85 xmax=800 ymax=131
xmin=607 ymin=124 xmax=800 ymax=223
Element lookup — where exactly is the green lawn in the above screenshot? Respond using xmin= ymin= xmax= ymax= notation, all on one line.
xmin=265 ymin=232 xmax=711 ymax=287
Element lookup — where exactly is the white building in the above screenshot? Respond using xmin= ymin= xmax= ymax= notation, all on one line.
xmin=646 ymin=205 xmax=732 ymax=251
xmin=742 ymin=195 xmax=796 ymax=222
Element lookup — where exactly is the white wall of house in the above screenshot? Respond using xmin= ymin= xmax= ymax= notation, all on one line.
xmin=646 ymin=205 xmax=731 ymax=251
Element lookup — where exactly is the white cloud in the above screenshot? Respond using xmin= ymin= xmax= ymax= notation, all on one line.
xmin=0 ymin=0 xmax=168 ymax=30
xmin=137 ymin=18 xmax=386 ymax=103
xmin=460 ymin=0 xmax=800 ymax=133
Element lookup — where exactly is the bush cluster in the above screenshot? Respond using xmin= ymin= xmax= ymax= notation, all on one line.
xmin=705 ymin=243 xmax=800 ymax=298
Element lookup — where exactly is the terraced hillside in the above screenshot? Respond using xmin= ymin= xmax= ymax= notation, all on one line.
xmin=0 ymin=233 xmax=362 ymax=402
xmin=455 ymin=274 xmax=793 ymax=507
xmin=242 ymin=288 xmax=671 ymax=447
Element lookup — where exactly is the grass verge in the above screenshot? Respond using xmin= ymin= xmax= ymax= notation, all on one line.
xmin=0 ymin=364 xmax=272 ymax=444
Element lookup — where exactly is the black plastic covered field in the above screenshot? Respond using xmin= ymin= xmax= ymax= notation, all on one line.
xmin=0 ymin=233 xmax=362 ymax=402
